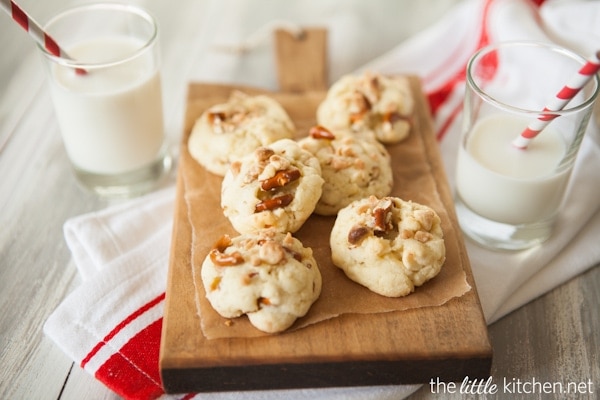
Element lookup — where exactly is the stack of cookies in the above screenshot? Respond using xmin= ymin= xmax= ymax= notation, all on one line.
xmin=188 ymin=72 xmax=445 ymax=334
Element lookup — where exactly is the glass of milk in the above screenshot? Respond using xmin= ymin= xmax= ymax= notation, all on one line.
xmin=39 ymin=3 xmax=171 ymax=197
xmin=455 ymin=42 xmax=599 ymax=250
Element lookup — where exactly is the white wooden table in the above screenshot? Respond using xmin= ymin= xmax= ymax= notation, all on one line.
xmin=1 ymin=1 xmax=598 ymax=399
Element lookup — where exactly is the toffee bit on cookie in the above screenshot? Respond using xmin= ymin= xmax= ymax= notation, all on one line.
xmin=207 ymin=111 xmax=226 ymax=126
xmin=224 ymin=319 xmax=234 ymax=327
xmin=255 ymin=147 xmax=275 ymax=163
xmin=257 ymin=297 xmax=271 ymax=307
xmin=210 ymin=276 xmax=222 ymax=291
xmin=242 ymin=271 xmax=259 ymax=284
xmin=400 ymin=229 xmax=414 ymax=239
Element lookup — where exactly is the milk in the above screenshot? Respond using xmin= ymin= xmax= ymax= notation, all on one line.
xmin=456 ymin=114 xmax=569 ymax=225
xmin=48 ymin=36 xmax=165 ymax=175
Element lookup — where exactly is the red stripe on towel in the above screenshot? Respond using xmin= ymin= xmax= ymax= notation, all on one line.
xmin=430 ymin=0 xmax=548 ymax=141
xmin=81 ymin=292 xmax=166 ymax=369
xmin=95 ymin=318 xmax=165 ymax=400
xmin=430 ymin=0 xmax=495 ymax=141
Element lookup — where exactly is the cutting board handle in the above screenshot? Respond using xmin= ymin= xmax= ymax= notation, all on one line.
xmin=274 ymin=28 xmax=328 ymax=93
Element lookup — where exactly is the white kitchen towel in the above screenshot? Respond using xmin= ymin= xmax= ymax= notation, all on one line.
xmin=44 ymin=0 xmax=600 ymax=399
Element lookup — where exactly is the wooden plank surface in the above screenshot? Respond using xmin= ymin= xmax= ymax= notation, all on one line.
xmin=159 ymin=78 xmax=492 ymax=393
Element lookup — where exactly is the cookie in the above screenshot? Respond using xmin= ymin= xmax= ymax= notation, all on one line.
xmin=188 ymin=91 xmax=295 ymax=176
xmin=221 ymin=138 xmax=324 ymax=234
xmin=298 ymin=125 xmax=393 ymax=216
xmin=330 ymin=196 xmax=445 ymax=297
xmin=316 ymin=72 xmax=413 ymax=144
xmin=201 ymin=230 xmax=322 ymax=333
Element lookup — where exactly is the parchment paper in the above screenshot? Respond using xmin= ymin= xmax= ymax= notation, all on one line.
xmin=180 ymin=82 xmax=471 ymax=339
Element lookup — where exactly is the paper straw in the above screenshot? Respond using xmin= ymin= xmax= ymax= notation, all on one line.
xmin=1 ymin=0 xmax=84 ymax=73
xmin=512 ymin=50 xmax=600 ymax=149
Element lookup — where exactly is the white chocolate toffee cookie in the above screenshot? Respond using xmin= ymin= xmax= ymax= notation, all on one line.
xmin=330 ymin=196 xmax=445 ymax=297
xmin=201 ymin=230 xmax=322 ymax=333
xmin=221 ymin=138 xmax=324 ymax=234
xmin=188 ymin=91 xmax=295 ymax=176
xmin=298 ymin=125 xmax=393 ymax=216
xmin=316 ymin=72 xmax=414 ymax=144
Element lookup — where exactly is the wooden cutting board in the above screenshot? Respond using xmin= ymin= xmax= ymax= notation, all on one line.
xmin=159 ymin=29 xmax=492 ymax=393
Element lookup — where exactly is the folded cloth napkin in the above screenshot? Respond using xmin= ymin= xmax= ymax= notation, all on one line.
xmin=44 ymin=0 xmax=600 ymax=399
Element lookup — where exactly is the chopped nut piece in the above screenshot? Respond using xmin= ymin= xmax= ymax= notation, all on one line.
xmin=331 ymin=158 xmax=353 ymax=170
xmin=414 ymin=209 xmax=435 ymax=231
xmin=255 ymin=147 xmax=275 ymax=162
xmin=348 ymin=225 xmax=370 ymax=245
xmin=282 ymin=232 xmax=295 ymax=246
xmin=259 ymin=240 xmax=286 ymax=265
xmin=373 ymin=205 xmax=393 ymax=233
xmin=414 ymin=231 xmax=434 ymax=243
xmin=350 ymin=90 xmax=372 ymax=113
xmin=266 ymin=154 xmax=291 ymax=171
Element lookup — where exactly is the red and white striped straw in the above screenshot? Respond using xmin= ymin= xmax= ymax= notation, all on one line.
xmin=1 ymin=0 xmax=86 ymax=75
xmin=1 ymin=0 xmax=68 ymax=57
xmin=512 ymin=50 xmax=600 ymax=149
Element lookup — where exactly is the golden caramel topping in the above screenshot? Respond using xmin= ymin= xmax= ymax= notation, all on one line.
xmin=254 ymin=193 xmax=294 ymax=212
xmin=309 ymin=125 xmax=336 ymax=140
xmin=260 ymin=169 xmax=301 ymax=191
